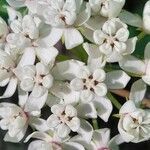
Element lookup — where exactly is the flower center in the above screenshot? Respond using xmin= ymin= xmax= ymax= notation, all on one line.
xmin=58 ymin=111 xmax=73 ymax=124
xmin=34 ymin=74 xmax=45 ymax=86
xmin=83 ymin=75 xmax=99 ymax=92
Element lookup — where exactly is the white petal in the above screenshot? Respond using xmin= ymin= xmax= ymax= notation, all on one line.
xmin=46 ymin=94 xmax=61 ymax=107
xmin=109 ymin=0 xmax=125 ymax=18
xmin=51 ymin=104 xmax=65 ymax=116
xmin=42 ymin=74 xmax=54 ymax=89
xmin=92 ymin=128 xmax=110 ymax=146
xmin=129 ymin=79 xmax=147 ymax=107
xmin=119 ymin=55 xmax=146 ymax=75
xmin=24 ymin=131 xmax=51 ymax=143
xmin=143 ymin=1 xmax=150 ymax=34
xmin=57 ymin=123 xmax=71 ymax=138
xmin=67 ymin=117 xmax=80 ymax=132
xmin=119 ymin=10 xmax=142 ymax=28
xmin=93 ymin=30 xmax=106 ymax=45
xmin=118 ymin=118 xmax=134 ymax=142
xmin=65 ymin=105 xmax=77 ymax=117
xmin=28 ymin=140 xmax=51 ymax=150
xmin=70 ymin=78 xmax=84 ymax=91
xmin=142 ymin=75 xmax=150 ymax=85
xmin=76 ymin=102 xmax=97 ymax=118
xmin=124 ymin=37 xmax=138 ymax=55
xmin=52 ymin=59 xmax=84 ymax=80
xmin=6 ymin=0 xmax=26 ymax=8
xmin=64 ymin=28 xmax=83 ymax=49
xmin=0 ymin=103 xmax=20 ymax=118
xmin=25 ymin=90 xmax=48 ymax=112
xmin=80 ymin=27 xmax=95 ymax=43
xmin=93 ymin=69 xmax=106 ymax=82
xmin=85 ymin=16 xmax=106 ymax=30
xmin=36 ymin=62 xmax=49 ymax=75
xmin=94 ymin=83 xmax=107 ymax=97
xmin=20 ymin=78 xmax=34 ymax=92
xmin=47 ymin=114 xmax=61 ymax=128
xmin=32 ymin=84 xmax=46 ymax=98
xmin=106 ymin=70 xmax=130 ymax=89
xmin=119 ymin=100 xmax=137 ymax=114
xmin=4 ymin=125 xmax=27 ymax=143
xmin=18 ymin=87 xmax=28 ymax=108
xmin=115 ymin=28 xmax=129 ymax=42
xmin=39 ymin=28 xmax=63 ymax=47
xmin=80 ymin=90 xmax=94 ymax=103
xmin=83 ymin=42 xmax=101 ymax=58
xmin=0 ymin=77 xmax=17 ymax=99
xmin=36 ymin=47 xmax=58 ymax=65
xmin=93 ymin=96 xmax=112 ymax=122
xmin=18 ymin=47 xmax=36 ymax=67
xmin=75 ymin=3 xmax=91 ymax=26
xmin=77 ymin=119 xmax=93 ymax=142
xmin=144 ymin=42 xmax=150 ymax=60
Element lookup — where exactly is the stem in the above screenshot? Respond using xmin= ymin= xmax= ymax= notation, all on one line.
xmin=92 ymin=119 xmax=99 ymax=130
xmin=107 ymin=92 xmax=122 ymax=110
xmin=137 ymin=31 xmax=146 ymax=41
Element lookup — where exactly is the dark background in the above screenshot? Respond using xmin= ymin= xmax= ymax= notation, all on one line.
xmin=0 ymin=0 xmax=150 ymax=149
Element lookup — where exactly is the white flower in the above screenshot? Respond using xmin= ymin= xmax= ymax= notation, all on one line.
xmin=118 ymin=100 xmax=150 ymax=143
xmin=70 ymin=67 xmax=107 ymax=102
xmin=30 ymin=0 xmax=91 ymax=49
xmin=0 ymin=103 xmax=28 ymax=143
xmin=14 ymin=62 xmax=54 ymax=112
xmin=71 ymin=128 xmax=123 ymax=150
xmin=89 ymin=0 xmax=125 ymax=18
xmin=47 ymin=104 xmax=80 ymax=138
xmin=0 ymin=17 xmax=8 ymax=47
xmin=15 ymin=62 xmax=53 ymax=96
xmin=93 ymin=18 xmax=137 ymax=62
xmin=119 ymin=42 xmax=150 ymax=85
xmin=6 ymin=8 xmax=58 ymax=64
xmin=25 ymin=131 xmax=85 ymax=150
xmin=0 ymin=89 xmax=50 ymax=143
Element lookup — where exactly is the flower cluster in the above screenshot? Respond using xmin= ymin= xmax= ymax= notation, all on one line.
xmin=0 ymin=0 xmax=149 ymax=149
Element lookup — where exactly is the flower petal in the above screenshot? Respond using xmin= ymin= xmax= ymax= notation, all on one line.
xmin=47 ymin=114 xmax=61 ymax=128
xmin=93 ymin=96 xmax=112 ymax=122
xmin=64 ymin=28 xmax=83 ymax=49
xmin=105 ymin=70 xmax=130 ymax=89
xmin=0 ymin=77 xmax=17 ymax=99
xmin=119 ymin=55 xmax=146 ymax=75
xmin=129 ymin=79 xmax=147 ymax=107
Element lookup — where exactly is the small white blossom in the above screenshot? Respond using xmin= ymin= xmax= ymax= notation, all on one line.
xmin=89 ymin=0 xmax=125 ymax=18
xmin=70 ymin=67 xmax=107 ymax=102
xmin=118 ymin=100 xmax=150 ymax=143
xmin=93 ymin=18 xmax=137 ymax=62
xmin=47 ymin=104 xmax=80 ymax=138
xmin=0 ymin=99 xmax=49 ymax=143
xmin=27 ymin=0 xmax=91 ymax=49
xmin=15 ymin=62 xmax=53 ymax=97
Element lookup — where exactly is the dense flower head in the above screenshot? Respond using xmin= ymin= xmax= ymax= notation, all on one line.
xmin=0 ymin=0 xmax=149 ymax=150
